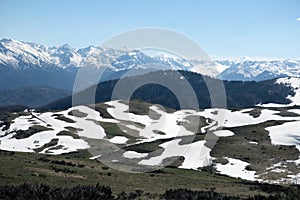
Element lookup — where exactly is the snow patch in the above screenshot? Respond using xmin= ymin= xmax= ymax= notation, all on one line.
xmin=215 ymin=157 xmax=257 ymax=181
xmin=214 ymin=130 xmax=234 ymax=137
xmin=139 ymin=139 xmax=212 ymax=170
xmin=109 ymin=136 xmax=128 ymax=144
xmin=123 ymin=151 xmax=148 ymax=159
xmin=249 ymin=141 xmax=258 ymax=145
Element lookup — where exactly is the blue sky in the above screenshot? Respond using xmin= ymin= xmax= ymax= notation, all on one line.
xmin=1 ymin=0 xmax=300 ymax=59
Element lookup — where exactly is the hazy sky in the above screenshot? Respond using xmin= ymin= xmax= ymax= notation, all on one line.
xmin=1 ymin=0 xmax=300 ymax=59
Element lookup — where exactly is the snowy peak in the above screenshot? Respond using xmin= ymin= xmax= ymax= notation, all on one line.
xmin=0 ymin=38 xmax=120 ymax=69
xmin=111 ymin=50 xmax=158 ymax=70
xmin=1 ymin=38 xmax=300 ymax=81
xmin=219 ymin=59 xmax=300 ymax=81
xmin=0 ymin=38 xmax=233 ymax=76
xmin=0 ymin=38 xmax=53 ymax=69
xmin=151 ymin=51 xmax=193 ymax=71
xmin=0 ymin=38 xmax=199 ymax=72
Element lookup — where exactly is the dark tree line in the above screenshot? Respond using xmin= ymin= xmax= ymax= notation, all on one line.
xmin=1 ymin=183 xmax=300 ymax=200
xmin=0 ymin=184 xmax=113 ymax=200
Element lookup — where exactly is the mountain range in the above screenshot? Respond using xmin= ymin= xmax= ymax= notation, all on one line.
xmin=0 ymin=38 xmax=197 ymax=90
xmin=1 ymin=38 xmax=300 ymax=91
xmin=219 ymin=58 xmax=300 ymax=81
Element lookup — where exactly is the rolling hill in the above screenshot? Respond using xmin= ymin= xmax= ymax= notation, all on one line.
xmin=42 ymin=70 xmax=295 ymax=111
xmin=1 ymin=99 xmax=300 ymax=184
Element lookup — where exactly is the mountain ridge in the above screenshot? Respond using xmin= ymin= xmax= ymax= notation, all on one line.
xmin=41 ymin=70 xmax=295 ymax=111
xmin=1 ymin=38 xmax=300 ymax=91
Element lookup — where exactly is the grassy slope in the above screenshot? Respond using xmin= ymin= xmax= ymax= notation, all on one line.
xmin=1 ymin=101 xmax=300 ymax=198
xmin=0 ymin=149 xmax=294 ymax=199
xmin=211 ymin=121 xmax=300 ymax=182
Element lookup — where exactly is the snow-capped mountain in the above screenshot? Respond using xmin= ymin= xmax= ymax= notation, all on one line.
xmin=0 ymin=38 xmax=233 ymax=77
xmin=0 ymin=38 xmax=200 ymax=71
xmin=0 ymin=38 xmax=127 ymax=69
xmin=0 ymin=38 xmax=204 ymax=90
xmin=219 ymin=58 xmax=300 ymax=81
xmin=1 ymin=38 xmax=300 ymax=91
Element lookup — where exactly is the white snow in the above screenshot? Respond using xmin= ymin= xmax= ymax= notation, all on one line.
xmin=139 ymin=139 xmax=212 ymax=170
xmin=266 ymin=121 xmax=300 ymax=152
xmin=271 ymin=168 xmax=286 ymax=173
xmin=122 ymin=151 xmax=148 ymax=159
xmin=37 ymin=106 xmax=108 ymax=139
xmin=89 ymin=155 xmax=101 ymax=160
xmin=215 ymin=62 xmax=230 ymax=73
xmin=288 ymin=109 xmax=300 ymax=115
xmin=10 ymin=114 xmax=45 ymax=131
xmin=266 ymin=120 xmax=300 ymax=168
xmin=2 ymin=38 xmax=300 ymax=82
xmin=0 ymin=105 xmax=115 ymax=153
xmin=276 ymin=77 xmax=300 ymax=106
xmin=0 ymin=129 xmax=87 ymax=154
xmin=109 ymin=136 xmax=128 ymax=144
xmin=139 ymin=107 xmax=194 ymax=139
xmin=220 ymin=59 xmax=300 ymax=81
xmin=214 ymin=130 xmax=234 ymax=137
xmin=198 ymin=107 xmax=300 ymax=132
xmin=249 ymin=141 xmax=258 ymax=145
xmin=259 ymin=77 xmax=300 ymax=107
xmin=42 ymin=136 xmax=89 ymax=155
xmin=2 ymin=99 xmax=300 ymax=184
xmin=258 ymin=103 xmax=289 ymax=108
xmin=106 ymin=101 xmax=152 ymax=126
xmin=215 ymin=157 xmax=257 ymax=181
xmin=106 ymin=101 xmax=196 ymax=143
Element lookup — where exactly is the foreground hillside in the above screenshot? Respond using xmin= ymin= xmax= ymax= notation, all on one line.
xmin=1 ymin=99 xmax=300 ymax=185
xmin=1 ymin=150 xmax=300 ymax=200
